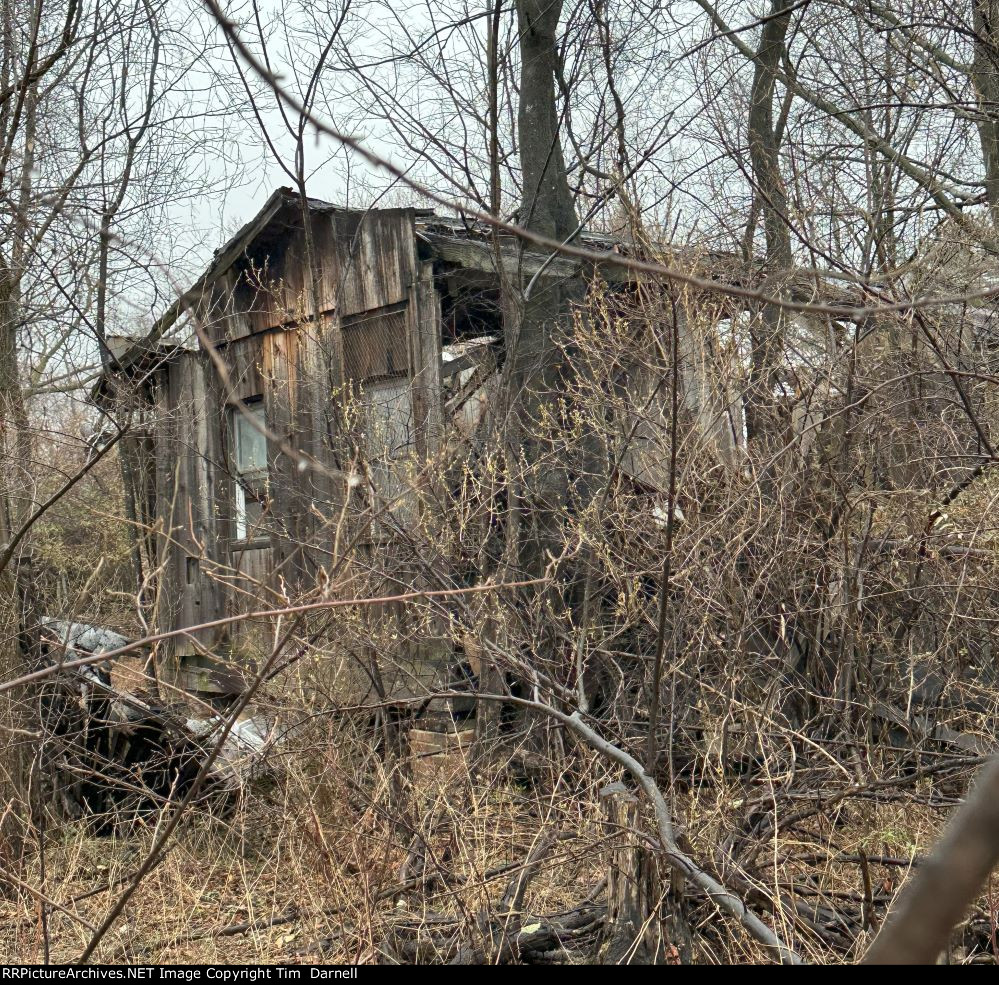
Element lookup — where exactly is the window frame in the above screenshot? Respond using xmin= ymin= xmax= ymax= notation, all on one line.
xmin=229 ymin=399 xmax=270 ymax=545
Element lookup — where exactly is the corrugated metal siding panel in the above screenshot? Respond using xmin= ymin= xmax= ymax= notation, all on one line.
xmin=343 ymin=307 xmax=409 ymax=381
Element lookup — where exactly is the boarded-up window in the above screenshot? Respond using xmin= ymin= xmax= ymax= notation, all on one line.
xmin=343 ymin=307 xmax=408 ymax=380
xmin=363 ymin=377 xmax=413 ymax=511
xmin=231 ymin=401 xmax=269 ymax=541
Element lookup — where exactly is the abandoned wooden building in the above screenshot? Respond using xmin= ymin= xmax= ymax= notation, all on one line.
xmin=94 ymin=187 xmax=757 ymax=703
xmin=92 ymin=183 xmax=994 ymax=762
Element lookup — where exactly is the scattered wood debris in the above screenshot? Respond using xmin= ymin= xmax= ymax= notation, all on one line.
xmin=37 ymin=619 xmax=277 ymax=831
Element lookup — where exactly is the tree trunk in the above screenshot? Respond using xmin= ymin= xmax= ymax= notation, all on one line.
xmin=745 ymin=0 xmax=794 ymax=449
xmin=0 ymin=81 xmax=40 ymax=872
xmin=0 ymin=268 xmax=35 ymax=876
xmin=972 ymin=1 xmax=999 ymax=229
xmin=509 ymin=0 xmax=580 ymax=580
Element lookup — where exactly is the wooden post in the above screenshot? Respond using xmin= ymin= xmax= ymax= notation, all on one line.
xmin=600 ymin=781 xmax=693 ymax=964
xmin=472 ymin=607 xmax=506 ymax=757
xmin=407 ymin=259 xmax=443 ymax=461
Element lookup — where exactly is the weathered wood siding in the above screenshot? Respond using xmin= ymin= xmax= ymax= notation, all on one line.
xmin=151 ymin=204 xmax=445 ymax=691
xmin=153 ymin=350 xmax=228 ymax=674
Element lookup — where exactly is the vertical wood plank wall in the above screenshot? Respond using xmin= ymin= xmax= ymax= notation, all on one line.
xmin=154 ymin=351 xmax=227 ymax=681
xmin=152 ymin=206 xmax=444 ymax=691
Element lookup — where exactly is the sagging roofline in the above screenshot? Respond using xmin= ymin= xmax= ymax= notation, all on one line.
xmin=97 ymin=187 xmax=863 ymax=403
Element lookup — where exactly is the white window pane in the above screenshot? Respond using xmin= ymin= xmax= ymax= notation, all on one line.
xmin=234 ymin=482 xmax=264 ymax=541
xmin=234 ymin=404 xmax=267 ymax=473
xmin=234 ymin=482 xmax=247 ymax=540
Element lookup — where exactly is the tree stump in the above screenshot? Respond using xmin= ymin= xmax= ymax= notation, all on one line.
xmin=600 ymin=781 xmax=693 ymax=964
xmin=600 ymin=781 xmax=661 ymax=962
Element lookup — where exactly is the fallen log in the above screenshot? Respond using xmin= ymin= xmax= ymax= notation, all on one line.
xmin=385 ymin=903 xmax=606 ymax=964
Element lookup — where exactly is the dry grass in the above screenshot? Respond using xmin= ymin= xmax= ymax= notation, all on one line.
xmin=2 ymin=726 xmax=993 ymax=965
xmin=1 ymin=739 xmax=605 ymax=963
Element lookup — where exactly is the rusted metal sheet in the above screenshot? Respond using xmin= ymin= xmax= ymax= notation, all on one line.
xmin=343 ymin=306 xmax=409 ymax=380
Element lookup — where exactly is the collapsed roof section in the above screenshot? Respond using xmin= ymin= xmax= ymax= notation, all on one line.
xmin=99 ymin=185 xmax=852 ymax=398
